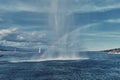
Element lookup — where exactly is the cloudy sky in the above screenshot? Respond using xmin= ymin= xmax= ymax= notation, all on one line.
xmin=0 ymin=0 xmax=120 ymax=51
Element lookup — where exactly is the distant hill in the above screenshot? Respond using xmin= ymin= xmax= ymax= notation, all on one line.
xmin=101 ymin=48 xmax=120 ymax=54
xmin=0 ymin=45 xmax=37 ymax=52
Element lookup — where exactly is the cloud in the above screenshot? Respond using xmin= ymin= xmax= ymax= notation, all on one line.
xmin=0 ymin=28 xmax=48 ymax=43
xmin=80 ymin=32 xmax=120 ymax=38
xmin=105 ymin=19 xmax=120 ymax=23
xmin=0 ymin=0 xmax=50 ymax=12
xmin=0 ymin=28 xmax=18 ymax=36
xmin=0 ymin=28 xmax=19 ymax=41
xmin=67 ymin=23 xmax=99 ymax=34
xmin=71 ymin=4 xmax=120 ymax=13
xmin=0 ymin=0 xmax=120 ymax=13
xmin=67 ymin=0 xmax=120 ymax=13
xmin=78 ymin=23 xmax=99 ymax=30
xmin=62 ymin=22 xmax=120 ymax=39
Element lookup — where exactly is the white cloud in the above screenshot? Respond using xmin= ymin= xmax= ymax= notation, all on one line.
xmin=5 ymin=5 xmax=46 ymax=12
xmin=78 ymin=23 xmax=99 ymax=30
xmin=62 ymin=22 xmax=120 ymax=38
xmin=0 ymin=27 xmax=48 ymax=42
xmin=0 ymin=1 xmax=50 ymax=12
xmin=67 ymin=0 xmax=120 ymax=13
xmin=0 ymin=0 xmax=120 ymax=13
xmin=0 ymin=28 xmax=18 ymax=36
xmin=73 ymin=4 xmax=120 ymax=13
xmin=67 ymin=23 xmax=99 ymax=35
xmin=80 ymin=32 xmax=120 ymax=38
xmin=105 ymin=19 xmax=120 ymax=23
xmin=0 ymin=0 xmax=120 ymax=14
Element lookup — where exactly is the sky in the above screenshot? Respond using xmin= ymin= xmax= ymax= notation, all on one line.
xmin=0 ymin=0 xmax=120 ymax=51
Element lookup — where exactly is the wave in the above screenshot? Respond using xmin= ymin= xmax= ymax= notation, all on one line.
xmin=4 ymin=51 xmax=110 ymax=63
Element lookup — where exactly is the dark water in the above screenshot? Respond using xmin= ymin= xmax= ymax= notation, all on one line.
xmin=0 ymin=53 xmax=120 ymax=80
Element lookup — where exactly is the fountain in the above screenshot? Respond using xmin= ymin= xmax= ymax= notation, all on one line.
xmin=39 ymin=0 xmax=83 ymax=61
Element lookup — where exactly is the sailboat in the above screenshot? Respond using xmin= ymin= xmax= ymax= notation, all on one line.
xmin=39 ymin=47 xmax=41 ymax=53
xmin=39 ymin=47 xmax=45 ymax=58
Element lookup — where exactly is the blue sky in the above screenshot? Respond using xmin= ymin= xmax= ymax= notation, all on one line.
xmin=0 ymin=0 xmax=120 ymax=51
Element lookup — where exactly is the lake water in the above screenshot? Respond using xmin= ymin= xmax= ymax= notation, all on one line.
xmin=0 ymin=52 xmax=120 ymax=80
